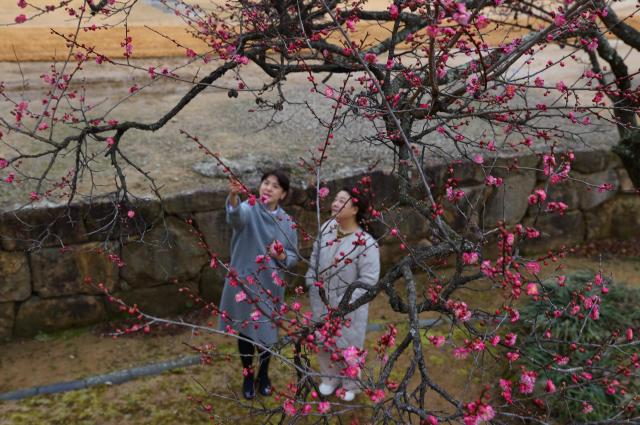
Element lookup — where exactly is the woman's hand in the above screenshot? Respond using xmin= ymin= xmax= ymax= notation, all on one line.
xmin=228 ymin=177 xmax=244 ymax=207
xmin=268 ymin=239 xmax=286 ymax=262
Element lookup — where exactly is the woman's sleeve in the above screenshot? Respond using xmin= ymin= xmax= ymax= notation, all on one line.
xmin=225 ymin=197 xmax=249 ymax=230
xmin=283 ymin=225 xmax=299 ymax=269
xmin=305 ymin=237 xmax=321 ymax=287
xmin=351 ymin=239 xmax=380 ymax=301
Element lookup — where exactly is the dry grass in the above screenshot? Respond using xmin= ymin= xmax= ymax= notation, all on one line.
xmin=1 ymin=0 xmax=638 ymax=61
xmin=0 ymin=256 xmax=638 ymax=423
xmin=0 ymin=26 xmax=209 ymax=61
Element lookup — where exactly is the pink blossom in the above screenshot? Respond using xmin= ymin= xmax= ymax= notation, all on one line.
xmin=556 ymin=81 xmax=568 ymax=93
xmin=447 ymin=300 xmax=472 ymax=322
xmin=504 ymin=333 xmax=517 ymax=347
xmin=477 ymin=404 xmax=495 ymax=421
xmin=509 ymin=308 xmax=520 ymax=322
xmin=364 ymin=52 xmax=378 ymax=64
xmin=345 ymin=19 xmax=356 ymax=32
xmin=481 ymin=260 xmax=496 ymax=278
xmin=428 ymin=335 xmax=445 ymax=347
xmin=233 ymin=55 xmax=249 ymax=65
xmin=385 ymin=58 xmax=396 ymax=70
xmin=627 ymin=328 xmax=634 ymax=342
xmin=545 ymin=379 xmax=556 ymax=393
xmin=475 ymin=15 xmax=489 ymax=29
xmin=593 ymin=92 xmax=604 ymax=103
xmin=17 ymin=0 xmax=27 ymax=7
xmin=342 ymin=346 xmax=361 ymax=366
xmin=519 ymin=369 xmax=537 ymax=394
xmin=369 ymin=389 xmax=385 ymax=403
xmin=15 ymin=14 xmax=27 ymax=24
xmin=594 ymin=273 xmax=603 ymax=286
xmin=582 ymin=402 xmax=593 ymax=414
xmin=235 ymin=291 xmax=247 ymax=303
xmin=127 ymin=210 xmax=135 ymax=218
xmin=534 ymin=76 xmax=544 ymax=87
xmin=462 ymin=251 xmax=479 ymax=265
xmin=526 ymin=227 xmax=540 ymax=239
xmin=546 ymin=201 xmax=568 ymax=215
xmin=472 ymin=154 xmax=484 ymax=164
xmin=250 ymin=310 xmax=261 ymax=321
xmin=506 ymin=352 xmax=520 ymax=362
xmin=343 ymin=364 xmax=360 ymax=378
xmin=0 ymin=158 xmax=7 ymax=169
xmin=427 ymin=25 xmax=440 ymax=38
xmin=499 ymin=379 xmax=513 ymax=404
xmin=464 ymin=401 xmax=495 ymax=425
xmin=323 ymin=87 xmax=334 ymax=98
xmin=272 ymin=271 xmax=285 ymax=287
xmin=388 ymin=4 xmax=399 ymax=19
xmin=283 ymin=399 xmax=297 ymax=416
xmin=426 ymin=415 xmax=439 ymax=425
xmin=526 ymin=283 xmax=539 ymax=296
xmin=454 ymin=3 xmax=471 ymax=26
xmin=446 ymin=187 xmax=465 ymax=203
xmin=527 ymin=189 xmax=547 ymax=205
xmin=525 ymin=261 xmax=541 ymax=275
xmin=471 ymin=340 xmax=485 ymax=352
xmin=453 ymin=347 xmax=470 ymax=359
xmin=317 ymin=401 xmax=330 ymax=413
xmin=554 ymin=13 xmax=566 ymax=26
xmin=485 ymin=175 xmax=503 ymax=187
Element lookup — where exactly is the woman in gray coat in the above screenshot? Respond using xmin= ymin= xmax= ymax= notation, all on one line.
xmin=218 ymin=170 xmax=298 ymax=400
xmin=306 ymin=187 xmax=380 ymax=401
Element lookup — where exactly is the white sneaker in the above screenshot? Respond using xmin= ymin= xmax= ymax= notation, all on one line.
xmin=319 ymin=382 xmax=337 ymax=396
xmin=340 ymin=390 xmax=356 ymax=402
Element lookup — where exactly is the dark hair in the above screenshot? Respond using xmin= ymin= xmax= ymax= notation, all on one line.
xmin=261 ymin=169 xmax=290 ymax=194
xmin=339 ymin=186 xmax=372 ymax=229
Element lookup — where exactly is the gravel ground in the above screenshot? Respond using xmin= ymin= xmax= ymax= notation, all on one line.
xmin=1 ymin=42 xmax=637 ymax=211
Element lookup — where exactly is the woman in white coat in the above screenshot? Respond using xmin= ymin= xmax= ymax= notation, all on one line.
xmin=305 ymin=187 xmax=380 ymax=401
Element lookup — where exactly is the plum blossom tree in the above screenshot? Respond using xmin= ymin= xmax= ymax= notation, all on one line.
xmin=1 ymin=0 xmax=639 ymax=423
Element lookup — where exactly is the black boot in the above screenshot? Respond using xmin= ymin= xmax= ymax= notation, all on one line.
xmin=238 ymin=335 xmax=256 ymax=400
xmin=257 ymin=348 xmax=272 ymax=396
xmin=242 ymin=373 xmax=256 ymax=400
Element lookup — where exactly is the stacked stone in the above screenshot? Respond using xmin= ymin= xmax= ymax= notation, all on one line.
xmin=1 ymin=150 xmax=638 ymax=339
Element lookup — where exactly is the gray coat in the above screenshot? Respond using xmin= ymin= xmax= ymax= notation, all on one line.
xmin=305 ymin=220 xmax=380 ymax=350
xmin=217 ymin=198 xmax=298 ymax=346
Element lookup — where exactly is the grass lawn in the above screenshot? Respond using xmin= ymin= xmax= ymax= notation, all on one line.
xmin=1 ymin=252 xmax=639 ymax=424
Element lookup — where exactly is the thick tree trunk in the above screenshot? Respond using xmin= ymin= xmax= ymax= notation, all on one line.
xmin=613 ymin=131 xmax=640 ymax=189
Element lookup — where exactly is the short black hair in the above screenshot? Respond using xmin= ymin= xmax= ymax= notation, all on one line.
xmin=261 ymin=169 xmax=290 ymax=194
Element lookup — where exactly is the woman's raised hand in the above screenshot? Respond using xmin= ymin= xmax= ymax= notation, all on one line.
xmin=229 ymin=177 xmax=244 ymax=195
xmin=228 ymin=177 xmax=244 ymax=207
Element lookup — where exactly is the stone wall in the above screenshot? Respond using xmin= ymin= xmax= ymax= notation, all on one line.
xmin=1 ymin=149 xmax=638 ymax=340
